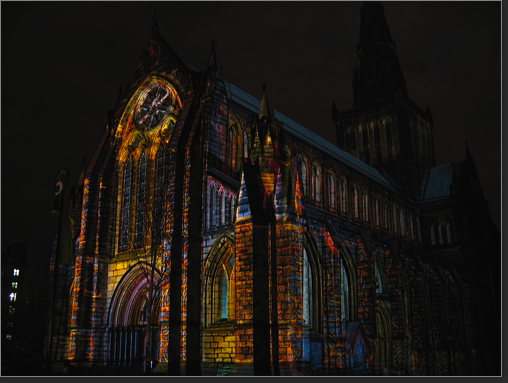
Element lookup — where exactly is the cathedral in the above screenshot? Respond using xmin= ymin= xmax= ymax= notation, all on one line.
xmin=47 ymin=2 xmax=500 ymax=376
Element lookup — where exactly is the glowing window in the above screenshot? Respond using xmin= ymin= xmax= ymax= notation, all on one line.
xmin=300 ymin=160 xmax=308 ymax=196
xmin=9 ymin=292 xmax=16 ymax=302
xmin=339 ymin=178 xmax=347 ymax=213
xmin=135 ymin=153 xmax=147 ymax=248
xmin=375 ymin=198 xmax=380 ymax=227
xmin=9 ymin=306 xmax=15 ymax=315
xmin=340 ymin=259 xmax=350 ymax=321
xmin=328 ymin=173 xmax=336 ymax=208
xmin=6 ymin=334 xmax=12 ymax=341
xmin=11 ymin=282 xmax=18 ymax=289
xmin=363 ymin=192 xmax=369 ymax=221
xmin=302 ymin=248 xmax=314 ymax=328
xmin=13 ymin=269 xmax=19 ymax=277
xmin=243 ymin=131 xmax=249 ymax=158
xmin=154 ymin=147 xmax=167 ymax=242
xmin=119 ymin=158 xmax=133 ymax=252
xmin=219 ymin=268 xmax=229 ymax=320
xmin=311 ymin=165 xmax=321 ymax=202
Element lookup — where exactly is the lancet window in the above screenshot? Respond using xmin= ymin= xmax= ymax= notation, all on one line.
xmin=135 ymin=152 xmax=147 ymax=248
xmin=119 ymin=158 xmax=133 ymax=252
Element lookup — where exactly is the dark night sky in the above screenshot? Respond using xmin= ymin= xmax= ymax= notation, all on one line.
xmin=1 ymin=1 xmax=501 ymax=285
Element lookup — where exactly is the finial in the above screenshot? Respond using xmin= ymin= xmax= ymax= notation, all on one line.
xmin=151 ymin=10 xmax=159 ymax=32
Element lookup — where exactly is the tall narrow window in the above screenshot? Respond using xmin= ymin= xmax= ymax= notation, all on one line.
xmin=339 ymin=178 xmax=347 ymax=213
xmin=399 ymin=209 xmax=406 ymax=237
xmin=417 ymin=216 xmax=422 ymax=243
xmin=363 ymin=192 xmax=369 ymax=221
xmin=375 ymin=198 xmax=380 ymax=227
xmin=353 ymin=188 xmax=359 ymax=218
xmin=119 ymin=158 xmax=133 ymax=252
xmin=154 ymin=148 xmax=166 ymax=243
xmin=311 ymin=165 xmax=321 ymax=202
xmin=446 ymin=222 xmax=452 ymax=244
xmin=243 ymin=131 xmax=249 ymax=158
xmin=438 ymin=219 xmax=444 ymax=245
xmin=392 ymin=204 xmax=398 ymax=234
xmin=135 ymin=153 xmax=147 ymax=248
xmin=328 ymin=173 xmax=336 ymax=208
xmin=300 ymin=160 xmax=307 ymax=196
xmin=302 ymin=248 xmax=313 ymax=328
xmin=218 ymin=267 xmax=229 ymax=320
xmin=13 ymin=269 xmax=19 ymax=277
xmin=340 ymin=259 xmax=350 ymax=321
xmin=430 ymin=223 xmax=436 ymax=245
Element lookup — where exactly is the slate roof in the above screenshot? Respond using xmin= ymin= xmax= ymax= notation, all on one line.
xmin=227 ymin=82 xmax=395 ymax=191
xmin=421 ymin=164 xmax=454 ymax=201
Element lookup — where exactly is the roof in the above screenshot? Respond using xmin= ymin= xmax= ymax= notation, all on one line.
xmin=422 ymin=164 xmax=454 ymax=201
xmin=226 ymin=82 xmax=395 ymax=191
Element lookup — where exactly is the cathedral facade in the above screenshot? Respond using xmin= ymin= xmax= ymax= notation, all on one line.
xmin=49 ymin=2 xmax=500 ymax=376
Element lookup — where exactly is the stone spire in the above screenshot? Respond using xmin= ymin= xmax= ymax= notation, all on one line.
xmin=353 ymin=1 xmax=408 ymax=107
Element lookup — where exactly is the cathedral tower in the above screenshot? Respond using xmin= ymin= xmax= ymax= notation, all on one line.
xmin=334 ymin=1 xmax=435 ymax=197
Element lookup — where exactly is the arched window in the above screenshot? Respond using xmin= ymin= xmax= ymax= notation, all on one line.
xmin=409 ymin=214 xmax=414 ymax=241
xmin=154 ymin=147 xmax=166 ymax=243
xmin=438 ymin=219 xmax=444 ymax=245
xmin=430 ymin=223 xmax=436 ymax=245
xmin=328 ymin=173 xmax=336 ymax=208
xmin=384 ymin=202 xmax=389 ymax=230
xmin=243 ymin=130 xmax=249 ymax=159
xmin=375 ymin=261 xmax=384 ymax=294
xmin=446 ymin=222 xmax=452 ymax=244
xmin=339 ymin=178 xmax=347 ymax=213
xmin=353 ymin=187 xmax=359 ymax=218
xmin=311 ymin=165 xmax=321 ymax=202
xmin=340 ymin=258 xmax=350 ymax=321
xmin=135 ymin=153 xmax=147 ymax=248
xmin=300 ymin=159 xmax=308 ymax=196
xmin=417 ymin=216 xmax=422 ymax=243
xmin=217 ymin=266 xmax=229 ymax=320
xmin=399 ymin=209 xmax=406 ymax=237
xmin=363 ymin=192 xmax=369 ymax=221
xmin=392 ymin=204 xmax=398 ymax=234
xmin=375 ymin=198 xmax=380 ymax=227
xmin=302 ymin=248 xmax=313 ymax=327
xmin=119 ymin=158 xmax=133 ymax=252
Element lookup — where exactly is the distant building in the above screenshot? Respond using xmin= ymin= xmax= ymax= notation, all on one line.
xmin=1 ymin=243 xmax=28 ymax=360
xmin=50 ymin=2 xmax=500 ymax=376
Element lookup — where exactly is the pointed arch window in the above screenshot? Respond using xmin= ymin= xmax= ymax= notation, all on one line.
xmin=119 ymin=158 xmax=133 ymax=252
xmin=340 ymin=258 xmax=350 ymax=322
xmin=300 ymin=159 xmax=308 ymax=196
xmin=363 ymin=192 xmax=369 ymax=221
xmin=135 ymin=153 xmax=147 ymax=248
xmin=399 ymin=209 xmax=406 ymax=237
xmin=438 ymin=218 xmax=444 ymax=245
xmin=392 ymin=204 xmax=398 ymax=234
xmin=154 ymin=147 xmax=167 ymax=243
xmin=302 ymin=248 xmax=313 ymax=327
xmin=339 ymin=178 xmax=347 ymax=213
xmin=430 ymin=223 xmax=436 ymax=245
xmin=328 ymin=173 xmax=336 ymax=208
xmin=311 ymin=165 xmax=321 ymax=202
xmin=375 ymin=198 xmax=380 ymax=227
xmin=416 ymin=216 xmax=422 ymax=243
xmin=353 ymin=187 xmax=359 ymax=218
xmin=243 ymin=130 xmax=249 ymax=159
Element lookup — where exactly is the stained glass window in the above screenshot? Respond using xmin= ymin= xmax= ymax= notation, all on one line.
xmin=303 ymin=248 xmax=313 ymax=327
xmin=135 ymin=153 xmax=147 ymax=248
xmin=119 ymin=158 xmax=133 ymax=252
